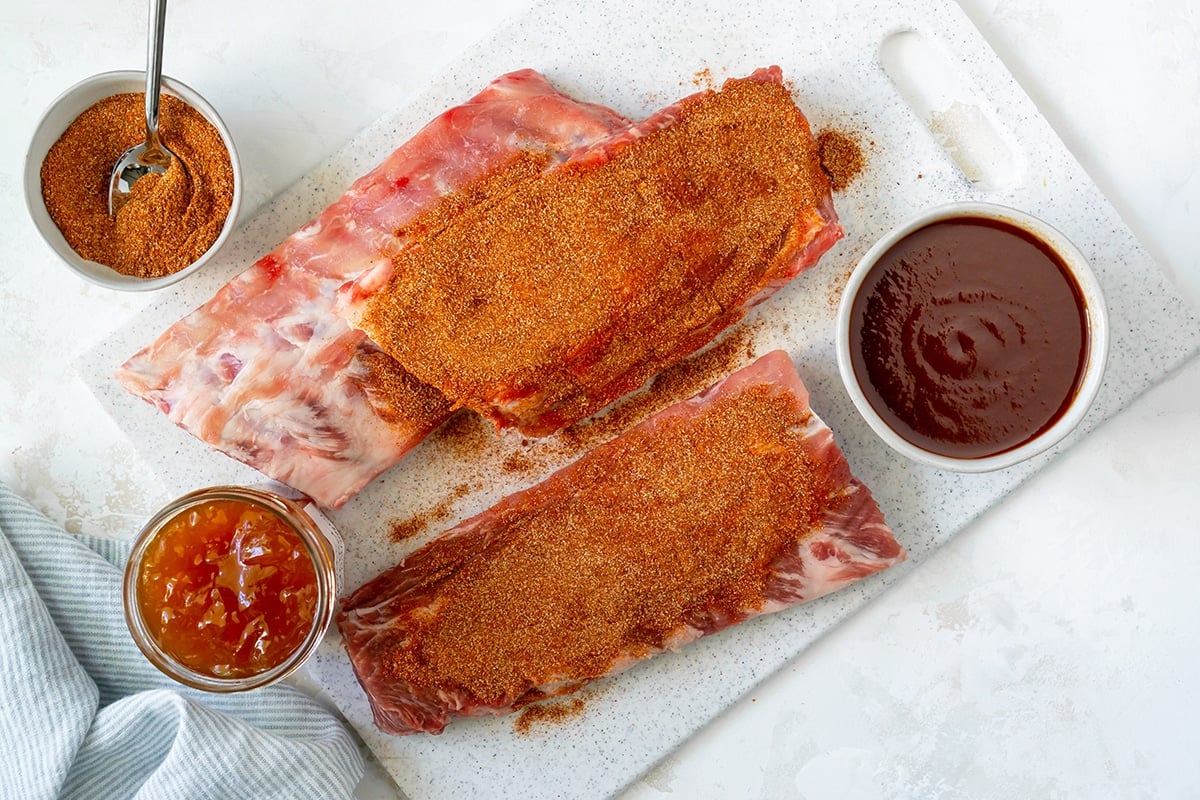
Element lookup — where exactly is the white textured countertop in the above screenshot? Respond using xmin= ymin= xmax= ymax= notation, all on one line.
xmin=3 ymin=1 xmax=1198 ymax=798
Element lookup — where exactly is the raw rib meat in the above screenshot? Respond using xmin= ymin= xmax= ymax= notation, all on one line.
xmin=116 ymin=71 xmax=632 ymax=508
xmin=336 ymin=67 xmax=843 ymax=436
xmin=338 ymin=351 xmax=904 ymax=735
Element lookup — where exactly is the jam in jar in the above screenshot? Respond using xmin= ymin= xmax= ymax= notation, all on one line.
xmin=124 ymin=486 xmax=338 ymax=691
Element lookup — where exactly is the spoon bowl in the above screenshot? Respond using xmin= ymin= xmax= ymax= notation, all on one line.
xmin=108 ymin=0 xmax=173 ymax=214
xmin=109 ymin=141 xmax=178 ymax=214
xmin=109 ymin=139 xmax=179 ymax=214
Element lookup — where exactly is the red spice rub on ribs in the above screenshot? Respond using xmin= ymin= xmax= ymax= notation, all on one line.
xmin=337 ymin=351 xmax=903 ymax=735
xmin=116 ymin=69 xmax=632 ymax=508
xmin=338 ymin=67 xmax=842 ymax=436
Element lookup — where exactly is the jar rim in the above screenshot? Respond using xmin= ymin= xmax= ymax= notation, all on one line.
xmin=123 ymin=485 xmax=337 ymax=692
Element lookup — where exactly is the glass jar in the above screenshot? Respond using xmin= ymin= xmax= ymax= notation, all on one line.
xmin=123 ymin=485 xmax=340 ymax=692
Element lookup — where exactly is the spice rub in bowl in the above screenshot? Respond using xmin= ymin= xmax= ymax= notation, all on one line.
xmin=41 ymin=92 xmax=233 ymax=279
xmin=24 ymin=71 xmax=242 ymax=291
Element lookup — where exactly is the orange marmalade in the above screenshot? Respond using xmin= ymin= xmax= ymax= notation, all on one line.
xmin=125 ymin=487 xmax=336 ymax=690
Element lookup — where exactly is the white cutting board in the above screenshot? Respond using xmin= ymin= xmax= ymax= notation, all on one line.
xmin=80 ymin=0 xmax=1200 ymax=798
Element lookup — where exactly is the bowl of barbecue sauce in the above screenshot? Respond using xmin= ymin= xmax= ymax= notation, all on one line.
xmin=123 ymin=486 xmax=339 ymax=691
xmin=836 ymin=202 xmax=1108 ymax=471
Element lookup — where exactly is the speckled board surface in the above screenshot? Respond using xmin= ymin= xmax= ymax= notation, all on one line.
xmin=78 ymin=0 xmax=1200 ymax=798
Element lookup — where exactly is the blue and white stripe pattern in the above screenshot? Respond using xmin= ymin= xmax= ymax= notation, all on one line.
xmin=0 ymin=483 xmax=363 ymax=799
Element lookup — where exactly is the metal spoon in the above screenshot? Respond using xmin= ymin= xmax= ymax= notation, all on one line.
xmin=109 ymin=0 xmax=177 ymax=214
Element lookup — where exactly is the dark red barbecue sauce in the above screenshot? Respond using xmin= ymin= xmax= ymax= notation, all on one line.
xmin=849 ymin=216 xmax=1089 ymax=459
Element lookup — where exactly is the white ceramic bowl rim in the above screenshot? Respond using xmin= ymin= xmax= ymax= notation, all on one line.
xmin=23 ymin=69 xmax=242 ymax=292
xmin=835 ymin=201 xmax=1110 ymax=473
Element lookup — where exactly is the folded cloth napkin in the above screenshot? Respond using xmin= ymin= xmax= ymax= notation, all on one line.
xmin=0 ymin=482 xmax=364 ymax=800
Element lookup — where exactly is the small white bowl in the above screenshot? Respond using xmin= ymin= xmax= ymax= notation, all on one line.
xmin=23 ymin=70 xmax=242 ymax=291
xmin=835 ymin=202 xmax=1109 ymax=472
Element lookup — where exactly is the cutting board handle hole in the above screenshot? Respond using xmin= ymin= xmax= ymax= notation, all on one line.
xmin=879 ymin=29 xmax=1022 ymax=190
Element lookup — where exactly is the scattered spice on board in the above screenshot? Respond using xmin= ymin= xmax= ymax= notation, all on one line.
xmin=827 ymin=262 xmax=857 ymax=312
xmin=40 ymin=92 xmax=233 ymax=278
xmin=388 ymin=515 xmax=432 ymax=544
xmin=514 ymin=697 xmax=588 ymax=734
xmin=388 ymin=483 xmax=472 ymax=543
xmin=501 ymin=449 xmax=537 ymax=476
xmin=692 ymin=67 xmax=715 ymax=90
xmin=427 ymin=411 xmax=495 ymax=462
xmin=816 ymin=129 xmax=865 ymax=191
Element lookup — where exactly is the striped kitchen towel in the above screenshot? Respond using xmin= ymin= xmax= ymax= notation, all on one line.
xmin=0 ymin=482 xmax=363 ymax=799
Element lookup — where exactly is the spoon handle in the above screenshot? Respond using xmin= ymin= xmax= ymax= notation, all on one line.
xmin=144 ymin=0 xmax=167 ymax=145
